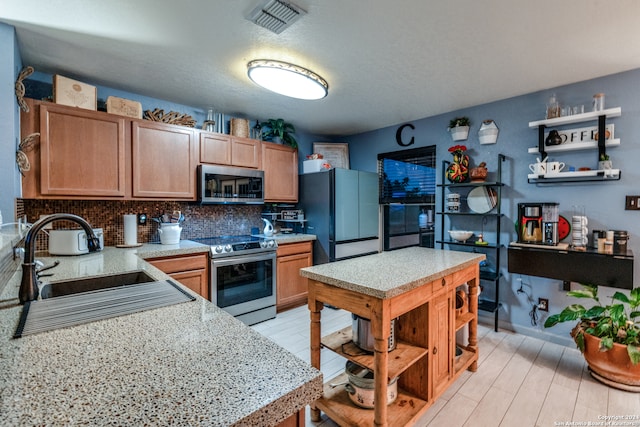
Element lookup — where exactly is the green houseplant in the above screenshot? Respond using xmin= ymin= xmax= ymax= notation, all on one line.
xmin=544 ymin=284 xmax=640 ymax=389
xmin=260 ymin=118 xmax=298 ymax=149
xmin=448 ymin=117 xmax=471 ymax=141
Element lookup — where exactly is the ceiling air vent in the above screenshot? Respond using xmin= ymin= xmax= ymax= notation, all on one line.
xmin=247 ymin=0 xmax=307 ymax=34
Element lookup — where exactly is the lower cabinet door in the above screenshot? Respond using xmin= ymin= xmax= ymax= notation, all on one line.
xmin=147 ymin=253 xmax=209 ymax=300
xmin=169 ymin=269 xmax=208 ymax=300
xmin=276 ymin=242 xmax=312 ymax=312
xmin=431 ymin=290 xmax=453 ymax=397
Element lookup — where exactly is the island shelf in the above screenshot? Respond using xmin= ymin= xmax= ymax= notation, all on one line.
xmin=301 ymin=247 xmax=484 ymax=427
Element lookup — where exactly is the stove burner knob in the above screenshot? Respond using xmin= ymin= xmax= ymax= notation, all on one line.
xmin=224 ymin=244 xmax=233 ymax=253
xmin=267 ymin=240 xmax=275 ymax=248
xmin=260 ymin=241 xmax=267 ymax=248
xmin=214 ymin=245 xmax=224 ymax=254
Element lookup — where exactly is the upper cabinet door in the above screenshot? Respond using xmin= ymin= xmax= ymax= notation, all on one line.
xmin=39 ymin=104 xmax=126 ymax=197
xmin=262 ymin=142 xmax=298 ymax=203
xmin=200 ymin=132 xmax=231 ymax=165
xmin=132 ymin=121 xmax=196 ymax=199
xmin=231 ymin=136 xmax=261 ymax=169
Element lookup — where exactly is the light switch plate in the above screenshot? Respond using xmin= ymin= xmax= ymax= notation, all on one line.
xmin=625 ymin=195 xmax=640 ymax=210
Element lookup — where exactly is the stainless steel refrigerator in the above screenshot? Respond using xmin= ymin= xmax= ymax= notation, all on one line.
xmin=299 ymin=168 xmax=380 ymax=265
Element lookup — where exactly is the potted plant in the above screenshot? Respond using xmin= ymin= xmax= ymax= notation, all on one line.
xmin=448 ymin=117 xmax=471 ymax=141
xmin=260 ymin=118 xmax=298 ymax=149
xmin=544 ymin=284 xmax=640 ymax=390
xmin=598 ymin=153 xmax=613 ymax=170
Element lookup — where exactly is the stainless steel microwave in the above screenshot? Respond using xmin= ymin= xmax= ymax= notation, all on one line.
xmin=198 ymin=165 xmax=264 ymax=204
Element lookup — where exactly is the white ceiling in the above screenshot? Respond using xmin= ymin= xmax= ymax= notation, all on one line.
xmin=2 ymin=0 xmax=640 ymax=136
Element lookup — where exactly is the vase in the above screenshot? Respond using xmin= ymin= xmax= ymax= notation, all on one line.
xmin=446 ymin=153 xmax=469 ymax=183
xmin=449 ymin=125 xmax=470 ymax=142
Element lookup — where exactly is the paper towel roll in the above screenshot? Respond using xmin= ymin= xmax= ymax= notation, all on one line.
xmin=123 ymin=214 xmax=138 ymax=245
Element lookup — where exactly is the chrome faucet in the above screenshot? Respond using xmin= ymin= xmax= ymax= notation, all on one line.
xmin=19 ymin=213 xmax=101 ymax=304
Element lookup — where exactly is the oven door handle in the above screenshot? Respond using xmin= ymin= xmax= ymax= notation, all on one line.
xmin=212 ymin=252 xmax=276 ymax=267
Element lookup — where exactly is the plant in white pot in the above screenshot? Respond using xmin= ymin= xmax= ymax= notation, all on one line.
xmin=544 ymin=284 xmax=640 ymax=391
xmin=448 ymin=117 xmax=471 ymax=141
xmin=598 ymin=153 xmax=613 ymax=170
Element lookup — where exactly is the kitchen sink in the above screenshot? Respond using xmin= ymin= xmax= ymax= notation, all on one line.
xmin=15 ymin=272 xmax=196 ymax=338
xmin=40 ymin=271 xmax=155 ymax=299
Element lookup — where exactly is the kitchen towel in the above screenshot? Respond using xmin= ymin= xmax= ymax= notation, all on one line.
xmin=123 ymin=214 xmax=137 ymax=245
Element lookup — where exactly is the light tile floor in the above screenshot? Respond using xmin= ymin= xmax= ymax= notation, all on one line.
xmin=251 ymin=306 xmax=640 ymax=427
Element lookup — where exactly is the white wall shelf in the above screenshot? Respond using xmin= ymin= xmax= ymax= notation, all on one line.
xmin=528 ymin=107 xmax=621 ymax=128
xmin=527 ymin=139 xmax=620 ymax=154
xmin=528 ymin=107 xmax=622 ymax=184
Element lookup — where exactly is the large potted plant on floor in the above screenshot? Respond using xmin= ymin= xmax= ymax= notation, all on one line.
xmin=260 ymin=118 xmax=298 ymax=149
xmin=544 ymin=284 xmax=640 ymax=391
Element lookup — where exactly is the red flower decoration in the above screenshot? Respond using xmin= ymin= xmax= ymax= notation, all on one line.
xmin=448 ymin=145 xmax=467 ymax=154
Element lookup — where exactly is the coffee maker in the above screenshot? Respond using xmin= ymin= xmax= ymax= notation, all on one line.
xmin=518 ymin=203 xmax=542 ymax=243
xmin=541 ymin=202 xmax=559 ymax=245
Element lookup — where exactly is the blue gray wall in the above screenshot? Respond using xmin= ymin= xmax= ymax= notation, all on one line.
xmin=0 ymin=23 xmax=21 ymax=223
xmin=4 ymin=21 xmax=638 ymax=344
xmin=345 ymin=69 xmax=640 ymax=344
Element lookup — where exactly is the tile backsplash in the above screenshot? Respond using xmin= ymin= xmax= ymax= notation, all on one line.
xmin=20 ymin=199 xmax=264 ymax=247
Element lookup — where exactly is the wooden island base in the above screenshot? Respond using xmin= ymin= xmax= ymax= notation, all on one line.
xmin=301 ymin=247 xmax=483 ymax=427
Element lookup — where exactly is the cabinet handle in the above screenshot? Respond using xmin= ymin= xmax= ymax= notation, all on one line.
xmin=441 ymin=278 xmax=446 ymax=287
xmin=433 ymin=347 xmax=438 ymax=355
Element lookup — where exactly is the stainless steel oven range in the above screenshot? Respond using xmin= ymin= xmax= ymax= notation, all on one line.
xmin=193 ymin=235 xmax=277 ymax=326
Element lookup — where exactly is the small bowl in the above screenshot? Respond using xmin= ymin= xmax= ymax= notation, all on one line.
xmin=448 ymin=230 xmax=473 ymax=242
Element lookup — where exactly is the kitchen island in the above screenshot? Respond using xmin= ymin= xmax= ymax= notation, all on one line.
xmin=0 ymin=241 xmax=322 ymax=426
xmin=300 ymin=247 xmax=485 ymax=427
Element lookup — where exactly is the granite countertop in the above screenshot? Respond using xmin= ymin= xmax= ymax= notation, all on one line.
xmin=300 ymin=247 xmax=485 ymax=299
xmin=0 ymin=241 xmax=322 ymax=426
xmin=251 ymin=233 xmax=317 ymax=244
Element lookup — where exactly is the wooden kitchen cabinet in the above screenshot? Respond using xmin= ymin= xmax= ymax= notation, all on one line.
xmin=276 ymin=241 xmax=313 ymax=312
xmin=147 ymin=253 xmax=209 ymax=300
xmin=199 ymin=132 xmax=231 ymax=165
xmin=305 ymin=250 xmax=480 ymax=426
xmin=199 ymin=132 xmax=261 ymax=169
xmin=132 ymin=120 xmax=197 ymax=199
xmin=21 ymin=98 xmax=199 ymax=201
xmin=28 ymin=101 xmax=127 ymax=198
xmin=262 ymin=142 xmax=299 ymax=202
xmin=230 ymin=136 xmax=261 ymax=168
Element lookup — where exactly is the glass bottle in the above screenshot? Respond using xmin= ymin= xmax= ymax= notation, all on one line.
xmin=546 ymin=93 xmax=560 ymax=119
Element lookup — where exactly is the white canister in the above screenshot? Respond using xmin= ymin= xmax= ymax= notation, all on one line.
xmin=158 ymin=223 xmax=182 ymax=245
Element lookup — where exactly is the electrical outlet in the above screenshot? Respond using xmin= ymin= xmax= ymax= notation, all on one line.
xmin=538 ymin=298 xmax=549 ymax=312
xmin=625 ymin=195 xmax=640 ymax=210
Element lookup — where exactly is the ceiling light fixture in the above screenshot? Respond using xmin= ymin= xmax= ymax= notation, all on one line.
xmin=247 ymin=59 xmax=328 ymax=100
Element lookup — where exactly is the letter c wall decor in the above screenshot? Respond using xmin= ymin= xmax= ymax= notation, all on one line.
xmin=395 ymin=123 xmax=415 ymax=147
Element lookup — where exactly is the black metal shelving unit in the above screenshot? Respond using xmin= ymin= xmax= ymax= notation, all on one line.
xmin=437 ymin=154 xmax=507 ymax=332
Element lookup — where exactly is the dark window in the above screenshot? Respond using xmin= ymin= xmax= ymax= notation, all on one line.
xmin=377 ymin=146 xmax=436 ymax=204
